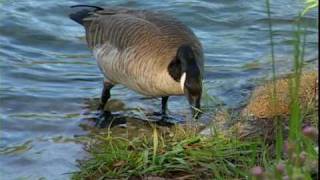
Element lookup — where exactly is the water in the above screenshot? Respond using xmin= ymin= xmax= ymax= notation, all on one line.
xmin=0 ymin=0 xmax=317 ymax=179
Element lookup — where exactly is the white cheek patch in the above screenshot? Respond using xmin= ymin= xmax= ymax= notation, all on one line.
xmin=180 ymin=72 xmax=186 ymax=91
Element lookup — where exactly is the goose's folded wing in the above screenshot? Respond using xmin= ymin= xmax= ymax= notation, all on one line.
xmin=71 ymin=8 xmax=160 ymax=50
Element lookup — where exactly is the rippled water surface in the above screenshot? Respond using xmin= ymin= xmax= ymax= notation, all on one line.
xmin=0 ymin=0 xmax=318 ymax=179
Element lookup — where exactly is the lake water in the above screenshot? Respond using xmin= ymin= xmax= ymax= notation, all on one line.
xmin=0 ymin=0 xmax=318 ymax=179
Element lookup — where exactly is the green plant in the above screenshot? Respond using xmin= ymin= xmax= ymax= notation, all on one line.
xmin=265 ymin=0 xmax=283 ymax=161
xmin=72 ymin=125 xmax=263 ymax=179
xmin=249 ymin=0 xmax=318 ymax=179
xmin=302 ymin=0 xmax=318 ymax=16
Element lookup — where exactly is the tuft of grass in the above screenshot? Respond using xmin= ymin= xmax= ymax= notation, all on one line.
xmin=72 ymin=125 xmax=262 ymax=180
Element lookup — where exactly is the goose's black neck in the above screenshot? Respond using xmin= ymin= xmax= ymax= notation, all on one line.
xmin=168 ymin=44 xmax=201 ymax=84
xmin=168 ymin=44 xmax=202 ymax=118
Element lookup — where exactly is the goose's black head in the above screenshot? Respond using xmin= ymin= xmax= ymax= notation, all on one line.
xmin=168 ymin=44 xmax=202 ymax=118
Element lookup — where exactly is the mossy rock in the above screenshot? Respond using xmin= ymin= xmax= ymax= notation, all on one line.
xmin=237 ymin=71 xmax=318 ymax=139
xmin=202 ymin=71 xmax=318 ymax=140
xmin=242 ymin=71 xmax=318 ymax=119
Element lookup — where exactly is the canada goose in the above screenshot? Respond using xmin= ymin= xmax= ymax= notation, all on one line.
xmin=69 ymin=5 xmax=204 ymax=118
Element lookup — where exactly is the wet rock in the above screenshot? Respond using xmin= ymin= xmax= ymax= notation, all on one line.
xmin=200 ymin=110 xmax=233 ymax=136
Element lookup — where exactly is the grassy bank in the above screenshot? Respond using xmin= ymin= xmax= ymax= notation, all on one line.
xmin=72 ymin=1 xmax=318 ymax=179
xmin=73 ymin=126 xmax=262 ymax=179
xmin=72 ymin=68 xmax=318 ymax=179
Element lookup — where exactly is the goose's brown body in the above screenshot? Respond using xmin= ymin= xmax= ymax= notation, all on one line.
xmin=79 ymin=7 xmax=203 ymax=96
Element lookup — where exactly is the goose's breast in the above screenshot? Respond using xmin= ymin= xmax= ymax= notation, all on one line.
xmin=93 ymin=44 xmax=183 ymax=96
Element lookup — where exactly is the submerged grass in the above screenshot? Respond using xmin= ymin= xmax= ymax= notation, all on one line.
xmin=72 ymin=126 xmax=262 ymax=179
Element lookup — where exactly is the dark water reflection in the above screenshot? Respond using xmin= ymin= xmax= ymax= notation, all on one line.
xmin=0 ymin=0 xmax=317 ymax=179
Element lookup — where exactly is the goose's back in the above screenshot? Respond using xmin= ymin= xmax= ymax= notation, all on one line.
xmin=82 ymin=8 xmax=203 ymax=96
xmin=84 ymin=8 xmax=201 ymax=50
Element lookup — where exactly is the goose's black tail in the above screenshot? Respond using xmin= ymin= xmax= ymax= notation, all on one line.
xmin=69 ymin=5 xmax=103 ymax=25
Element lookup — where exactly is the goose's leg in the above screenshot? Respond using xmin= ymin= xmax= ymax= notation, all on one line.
xmin=98 ymin=81 xmax=114 ymax=111
xmin=161 ymin=96 xmax=169 ymax=115
xmin=146 ymin=96 xmax=169 ymax=119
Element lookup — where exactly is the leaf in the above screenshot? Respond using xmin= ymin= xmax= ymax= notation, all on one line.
xmin=112 ymin=160 xmax=126 ymax=167
xmin=152 ymin=127 xmax=159 ymax=164
xmin=302 ymin=0 xmax=318 ymax=15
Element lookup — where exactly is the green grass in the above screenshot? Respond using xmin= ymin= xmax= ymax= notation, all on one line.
xmin=72 ymin=126 xmax=262 ymax=179
xmin=257 ymin=0 xmax=319 ymax=179
xmin=265 ymin=0 xmax=284 ymax=162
